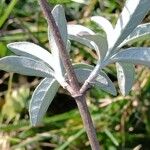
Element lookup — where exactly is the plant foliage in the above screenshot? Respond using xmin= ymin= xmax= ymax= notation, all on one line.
xmin=0 ymin=0 xmax=150 ymax=128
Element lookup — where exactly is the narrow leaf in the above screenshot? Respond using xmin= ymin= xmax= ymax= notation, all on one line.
xmin=116 ymin=62 xmax=135 ymax=96
xmin=7 ymin=42 xmax=53 ymax=68
xmin=71 ymin=0 xmax=89 ymax=4
xmin=104 ymin=129 xmax=119 ymax=146
xmin=73 ymin=64 xmax=116 ymax=95
xmin=0 ymin=0 xmax=18 ymax=28
xmin=51 ymin=5 xmax=67 ymax=46
xmin=69 ymin=33 xmax=97 ymax=52
xmin=73 ymin=63 xmax=94 ymax=70
xmin=0 ymin=56 xmax=54 ymax=77
xmin=29 ymin=78 xmax=59 ymax=126
xmin=112 ymin=0 xmax=150 ymax=50
xmin=68 ymin=24 xmax=95 ymax=49
xmin=57 ymin=129 xmax=85 ymax=150
xmin=68 ymin=24 xmax=95 ymax=37
xmin=81 ymin=34 xmax=108 ymax=60
xmin=68 ymin=25 xmax=108 ymax=59
xmin=111 ymin=47 xmax=150 ymax=67
xmin=119 ymin=23 xmax=150 ymax=47
xmin=49 ymin=5 xmax=67 ymax=81
xmin=75 ymin=68 xmax=105 ymax=83
xmin=91 ymin=16 xmax=114 ymax=49
xmin=94 ymin=71 xmax=116 ymax=95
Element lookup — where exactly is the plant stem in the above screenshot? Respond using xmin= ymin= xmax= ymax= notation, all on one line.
xmin=80 ymin=63 xmax=101 ymax=94
xmin=39 ymin=0 xmax=100 ymax=149
xmin=76 ymin=95 xmax=100 ymax=150
xmin=39 ymin=0 xmax=79 ymax=95
xmin=80 ymin=58 xmax=109 ymax=94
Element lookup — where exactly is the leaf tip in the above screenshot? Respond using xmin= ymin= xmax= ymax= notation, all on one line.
xmin=91 ymin=16 xmax=98 ymax=21
xmin=7 ymin=43 xmax=14 ymax=49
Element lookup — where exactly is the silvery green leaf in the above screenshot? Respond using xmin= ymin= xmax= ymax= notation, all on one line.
xmin=29 ymin=78 xmax=59 ymax=126
xmin=68 ymin=24 xmax=95 ymax=37
xmin=68 ymin=25 xmax=95 ymax=48
xmin=111 ymin=47 xmax=150 ymax=67
xmin=92 ymin=71 xmax=116 ymax=95
xmin=69 ymin=33 xmax=97 ymax=52
xmin=71 ymin=0 xmax=89 ymax=4
xmin=51 ymin=5 xmax=67 ymax=46
xmin=119 ymin=23 xmax=150 ymax=47
xmin=73 ymin=63 xmax=94 ymax=70
xmin=91 ymin=16 xmax=114 ymax=49
xmin=68 ymin=25 xmax=108 ymax=59
xmin=116 ymin=62 xmax=135 ymax=96
xmin=7 ymin=42 xmax=53 ymax=68
xmin=81 ymin=34 xmax=108 ymax=60
xmin=49 ymin=5 xmax=67 ymax=82
xmin=74 ymin=65 xmax=116 ymax=95
xmin=0 ymin=56 xmax=54 ymax=77
xmin=112 ymin=0 xmax=150 ymax=50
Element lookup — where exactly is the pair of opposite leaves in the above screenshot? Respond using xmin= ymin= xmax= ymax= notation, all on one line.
xmin=0 ymin=0 xmax=150 ymax=125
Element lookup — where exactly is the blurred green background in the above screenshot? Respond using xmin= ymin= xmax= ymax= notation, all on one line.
xmin=0 ymin=0 xmax=150 ymax=149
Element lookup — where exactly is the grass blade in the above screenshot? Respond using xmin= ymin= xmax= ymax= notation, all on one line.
xmin=0 ymin=0 xmax=18 ymax=28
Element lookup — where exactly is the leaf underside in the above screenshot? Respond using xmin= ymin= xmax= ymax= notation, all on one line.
xmin=112 ymin=0 xmax=150 ymax=50
xmin=7 ymin=42 xmax=53 ymax=68
xmin=68 ymin=27 xmax=108 ymax=60
xmin=29 ymin=78 xmax=59 ymax=126
xmin=49 ymin=5 xmax=68 ymax=80
xmin=91 ymin=16 xmax=114 ymax=49
xmin=67 ymin=24 xmax=96 ymax=50
xmin=120 ymin=23 xmax=150 ymax=47
xmin=73 ymin=64 xmax=116 ymax=95
xmin=81 ymin=34 xmax=108 ymax=60
xmin=116 ymin=62 xmax=135 ymax=96
xmin=0 ymin=56 xmax=53 ymax=78
xmin=111 ymin=47 xmax=150 ymax=67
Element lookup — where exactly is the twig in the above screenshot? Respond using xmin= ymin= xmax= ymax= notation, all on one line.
xmin=80 ymin=63 xmax=101 ymax=94
xmin=39 ymin=0 xmax=100 ymax=149
xmin=80 ymin=57 xmax=109 ymax=94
